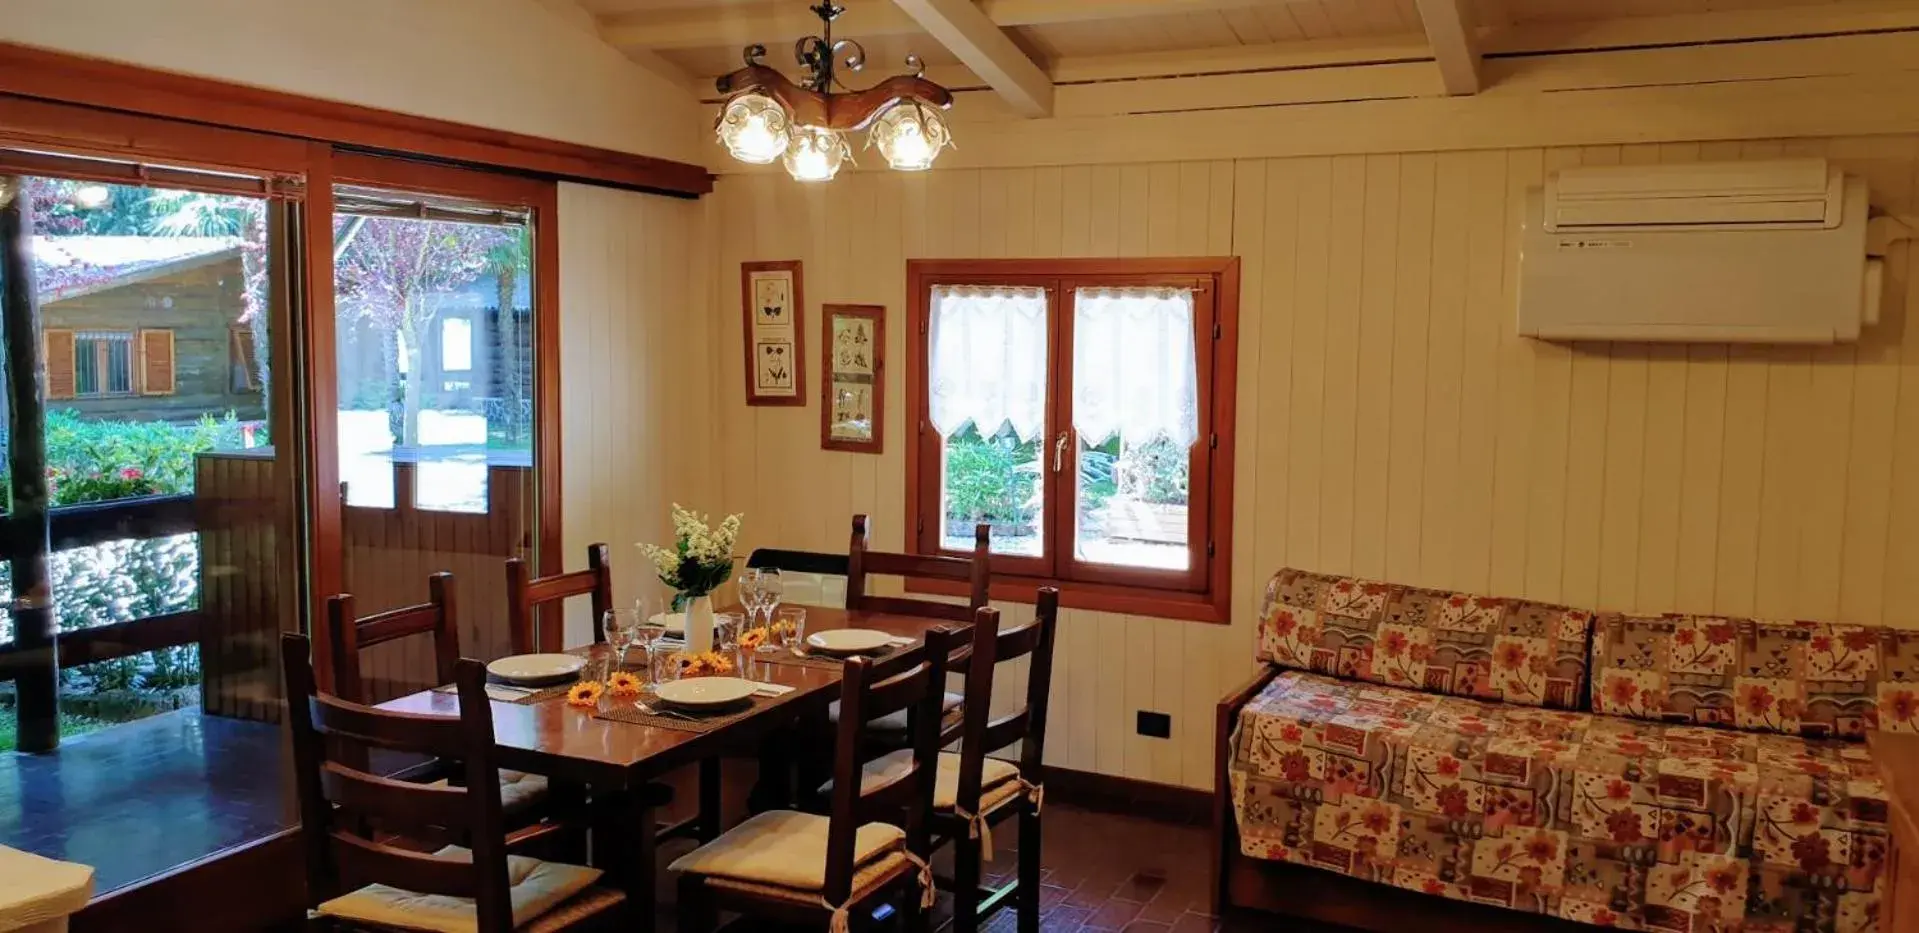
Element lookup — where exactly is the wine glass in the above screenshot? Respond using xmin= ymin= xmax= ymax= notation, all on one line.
xmin=755 ymin=569 xmax=783 ymax=654
xmin=603 ymin=608 xmax=640 ymax=669
xmin=737 ymin=568 xmax=765 ymax=624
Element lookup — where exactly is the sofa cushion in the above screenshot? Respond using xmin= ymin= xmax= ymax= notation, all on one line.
xmin=1228 ymin=670 xmax=1890 ymax=932
xmin=1590 ymin=613 xmax=1919 ymax=738
xmin=1256 ymin=568 xmax=1594 ymax=710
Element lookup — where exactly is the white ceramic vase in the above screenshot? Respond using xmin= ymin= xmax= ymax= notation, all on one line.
xmin=683 ymin=594 xmax=716 ymax=653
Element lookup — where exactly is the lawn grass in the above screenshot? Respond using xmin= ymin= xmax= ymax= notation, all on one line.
xmin=0 ymin=708 xmax=111 ymax=752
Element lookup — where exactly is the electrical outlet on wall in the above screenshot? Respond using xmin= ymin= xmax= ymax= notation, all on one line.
xmin=1136 ymin=710 xmax=1171 ymax=739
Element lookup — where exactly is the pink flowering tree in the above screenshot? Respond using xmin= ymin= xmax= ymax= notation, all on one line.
xmin=333 ymin=216 xmax=508 ymax=446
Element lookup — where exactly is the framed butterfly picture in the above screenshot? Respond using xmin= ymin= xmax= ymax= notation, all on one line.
xmin=741 ymin=260 xmax=805 ymax=406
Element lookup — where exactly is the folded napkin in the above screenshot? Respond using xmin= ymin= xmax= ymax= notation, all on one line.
xmin=883 ymin=635 xmax=916 ymax=648
xmin=753 ymin=683 xmax=796 ymax=698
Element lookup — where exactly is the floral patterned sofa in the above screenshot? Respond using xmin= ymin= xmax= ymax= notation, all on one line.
xmin=1218 ymin=567 xmax=1915 ymax=933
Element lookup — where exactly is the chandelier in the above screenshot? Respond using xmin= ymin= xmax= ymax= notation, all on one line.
xmin=713 ymin=2 xmax=954 ymax=182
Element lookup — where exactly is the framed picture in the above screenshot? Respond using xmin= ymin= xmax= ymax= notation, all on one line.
xmin=820 ymin=304 xmax=884 ymax=453
xmin=742 ymin=260 xmax=804 ymax=405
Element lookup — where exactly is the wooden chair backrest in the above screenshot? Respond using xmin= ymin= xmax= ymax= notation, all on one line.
xmin=822 ymin=626 xmax=958 ymax=904
xmin=950 ymin=589 xmax=1060 ymax=814
xmin=325 ymin=572 xmax=460 ymax=705
xmin=845 ymin=514 xmax=989 ymax=623
xmin=745 ymin=547 xmax=850 ymax=577
xmin=505 ymin=543 xmax=613 ymax=654
xmin=281 ymin=632 xmax=516 ymax=933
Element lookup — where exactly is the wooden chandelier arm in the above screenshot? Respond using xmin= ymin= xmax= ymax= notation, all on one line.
xmin=716 ymin=65 xmax=952 ymax=133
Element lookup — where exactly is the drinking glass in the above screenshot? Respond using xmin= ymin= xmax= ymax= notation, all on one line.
xmin=774 ymin=607 xmax=807 ymax=651
xmin=603 ymin=608 xmax=641 ymax=668
xmin=737 ymin=569 xmax=765 ymax=626
xmin=755 ymin=569 xmax=783 ymax=653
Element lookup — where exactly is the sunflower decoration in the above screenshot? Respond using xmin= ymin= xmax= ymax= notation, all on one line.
xmin=675 ymin=651 xmax=737 ymax=678
xmin=607 ymin=671 xmax=644 ymax=697
xmin=565 ymin=680 xmax=606 ymax=708
xmin=737 ymin=628 xmax=767 ymax=652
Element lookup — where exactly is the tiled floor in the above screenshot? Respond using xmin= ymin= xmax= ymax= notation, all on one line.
xmin=655 ymin=788 xmax=1295 ymax=933
xmin=0 ymin=708 xmax=294 ymax=894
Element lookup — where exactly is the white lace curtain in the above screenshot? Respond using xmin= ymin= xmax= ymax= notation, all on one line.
xmin=927 ymin=284 xmax=1198 ymax=447
xmin=1072 ymin=287 xmax=1198 ymax=448
xmin=928 ymin=285 xmax=1049 ymax=440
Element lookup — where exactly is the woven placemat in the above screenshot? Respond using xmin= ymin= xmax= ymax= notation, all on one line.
xmin=592 ymin=691 xmax=791 ymax=734
xmin=760 ymin=643 xmax=909 ymax=669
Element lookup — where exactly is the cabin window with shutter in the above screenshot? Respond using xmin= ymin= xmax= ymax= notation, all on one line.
xmin=137 ymin=329 xmax=176 ymax=396
xmin=905 ymin=259 xmax=1239 ymax=623
xmin=68 ymin=331 xmax=137 ymax=397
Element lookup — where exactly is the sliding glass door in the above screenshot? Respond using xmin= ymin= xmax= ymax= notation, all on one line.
xmin=0 ymin=158 xmax=307 ymax=892
xmin=320 ymin=175 xmax=546 ymax=705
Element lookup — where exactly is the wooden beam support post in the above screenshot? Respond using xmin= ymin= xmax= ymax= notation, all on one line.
xmin=1413 ymin=0 xmax=1481 ymax=95
xmin=892 ymin=0 xmax=1054 ymax=117
xmin=0 ymin=175 xmax=60 ymax=753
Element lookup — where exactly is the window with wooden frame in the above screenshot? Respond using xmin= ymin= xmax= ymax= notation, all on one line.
xmin=905 ymin=258 xmax=1239 ymax=623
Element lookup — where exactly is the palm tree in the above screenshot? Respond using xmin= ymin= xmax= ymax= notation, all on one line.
xmin=483 ymin=227 xmax=531 ymax=442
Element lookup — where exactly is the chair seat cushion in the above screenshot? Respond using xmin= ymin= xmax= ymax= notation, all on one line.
xmin=829 ymin=691 xmax=963 ymax=732
xmin=315 ymin=846 xmax=601 ymax=933
xmin=824 ymin=750 xmax=1021 ymax=811
xmin=1227 ymin=670 xmax=1890 ymax=933
xmin=497 ymin=770 xmax=550 ymax=813
xmin=426 ymin=771 xmax=549 ymax=815
xmin=668 ymin=810 xmax=904 ymax=892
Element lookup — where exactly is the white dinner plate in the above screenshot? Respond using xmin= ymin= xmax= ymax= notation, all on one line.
xmin=487 ymin=653 xmax=586 ymax=686
xmin=653 ymin=676 xmax=758 ymax=709
xmin=806 ymin=628 xmax=893 ymax=656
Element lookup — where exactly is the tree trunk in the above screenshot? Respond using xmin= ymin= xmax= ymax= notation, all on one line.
xmin=1 ymin=176 xmax=59 ymax=753
xmin=401 ymin=339 xmax=424 ymax=448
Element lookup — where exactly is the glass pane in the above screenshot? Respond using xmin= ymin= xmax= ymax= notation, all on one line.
xmin=334 ymin=209 xmax=529 ymax=516
xmin=1075 ymin=434 xmax=1191 ymax=570
xmin=106 ymin=336 xmax=133 ymax=393
xmin=330 ymin=189 xmax=537 ymax=704
xmin=0 ymin=176 xmax=298 ymax=894
xmin=939 ymin=421 xmax=1044 ymax=556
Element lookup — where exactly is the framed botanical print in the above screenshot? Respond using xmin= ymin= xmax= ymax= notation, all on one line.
xmin=742 ymin=260 xmax=804 ymax=405
xmin=820 ymin=304 xmax=884 ymax=454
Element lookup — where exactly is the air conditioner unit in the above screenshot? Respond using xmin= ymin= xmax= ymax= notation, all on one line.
xmin=1517 ymin=159 xmax=1879 ymax=343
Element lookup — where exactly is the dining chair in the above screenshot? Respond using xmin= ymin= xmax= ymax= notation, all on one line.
xmin=746 ymin=547 xmax=850 ymax=608
xmin=671 ymin=626 xmax=960 ymax=933
xmin=505 ymin=544 xmax=613 ymax=655
xmin=845 ymin=514 xmax=990 ymax=623
xmin=324 ymin=574 xmax=551 ymax=818
xmin=830 ymin=515 xmax=990 ymax=743
xmin=281 ymin=632 xmax=627 ymax=933
xmin=935 ymin=591 xmax=1059 ymax=933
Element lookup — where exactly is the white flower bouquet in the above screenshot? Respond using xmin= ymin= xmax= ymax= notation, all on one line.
xmin=637 ymin=504 xmax=743 ymax=608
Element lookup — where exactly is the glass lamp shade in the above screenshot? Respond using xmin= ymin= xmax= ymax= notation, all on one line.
xmin=0 ymin=176 xmax=14 ymax=208
xmin=870 ymin=102 xmax=950 ymax=171
xmin=782 ymin=125 xmax=851 ymax=183
xmin=716 ymin=93 xmax=791 ymax=165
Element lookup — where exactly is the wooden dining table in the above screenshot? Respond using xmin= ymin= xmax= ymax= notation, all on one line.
xmin=376 ymin=604 xmax=958 ymax=928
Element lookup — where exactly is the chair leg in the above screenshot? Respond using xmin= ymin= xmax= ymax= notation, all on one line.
xmin=697 ymin=758 xmax=722 ymax=842
xmin=1016 ymin=803 xmax=1042 ymax=933
xmin=677 ymin=874 xmax=718 ymax=933
xmin=951 ymin=833 xmax=983 ymax=933
xmin=902 ymin=873 xmax=932 ymax=933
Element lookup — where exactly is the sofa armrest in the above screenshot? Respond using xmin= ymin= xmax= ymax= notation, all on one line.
xmin=1213 ymin=663 xmax=1281 ymax=914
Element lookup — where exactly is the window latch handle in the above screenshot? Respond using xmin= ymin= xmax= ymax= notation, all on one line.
xmin=1053 ymin=431 xmax=1069 ymax=473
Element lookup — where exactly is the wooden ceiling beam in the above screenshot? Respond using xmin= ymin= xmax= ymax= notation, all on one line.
xmin=1412 ymin=0 xmax=1480 ymax=94
xmin=603 ymin=0 xmax=1283 ymax=51
xmin=891 ymin=0 xmax=1054 ymax=118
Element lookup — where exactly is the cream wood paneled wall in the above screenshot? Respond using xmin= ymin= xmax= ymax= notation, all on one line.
xmin=556 ymin=182 xmax=719 ymax=646
xmin=701 ymin=135 xmax=1919 ymax=790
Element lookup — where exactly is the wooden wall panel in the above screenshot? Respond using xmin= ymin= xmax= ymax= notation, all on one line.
xmin=691 ymin=135 xmax=1919 ymax=790
xmin=556 ymin=183 xmax=718 ymax=646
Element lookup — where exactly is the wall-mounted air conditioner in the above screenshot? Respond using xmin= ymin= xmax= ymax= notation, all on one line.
xmin=1517 ymin=158 xmax=1882 ymax=343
